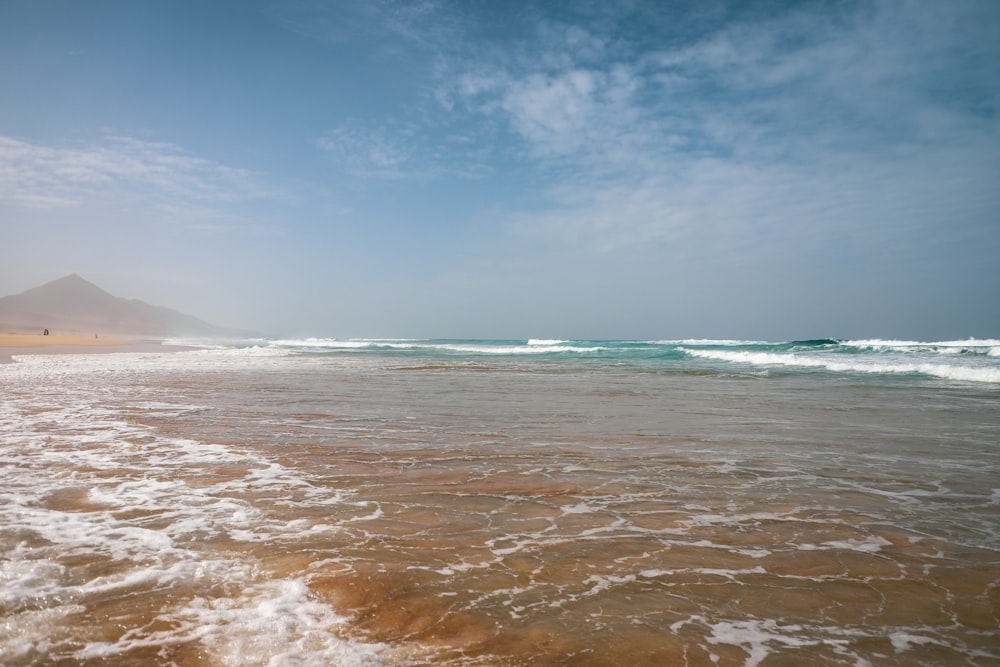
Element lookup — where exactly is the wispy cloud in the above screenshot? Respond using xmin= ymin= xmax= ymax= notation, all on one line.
xmin=497 ymin=66 xmax=642 ymax=160
xmin=315 ymin=118 xmax=494 ymax=181
xmin=0 ymin=134 xmax=271 ymax=216
xmin=642 ymin=1 xmax=1000 ymax=155
xmin=286 ymin=0 xmax=999 ymax=281
xmin=315 ymin=122 xmax=416 ymax=178
xmin=510 ymin=144 xmax=999 ymax=260
xmin=271 ymin=0 xmax=462 ymax=55
xmin=436 ymin=0 xmax=1000 ymax=258
xmin=450 ymin=2 xmax=998 ymax=160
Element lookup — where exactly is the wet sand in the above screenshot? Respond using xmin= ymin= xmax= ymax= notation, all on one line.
xmin=2 ymin=345 xmax=998 ymax=665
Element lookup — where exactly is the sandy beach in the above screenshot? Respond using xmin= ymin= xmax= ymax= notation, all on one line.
xmin=0 ymin=332 xmax=136 ymax=362
xmin=0 ymin=333 xmax=202 ymax=364
xmin=0 ymin=332 xmax=128 ymax=348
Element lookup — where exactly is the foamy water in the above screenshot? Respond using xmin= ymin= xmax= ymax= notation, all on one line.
xmin=2 ymin=341 xmax=998 ymax=665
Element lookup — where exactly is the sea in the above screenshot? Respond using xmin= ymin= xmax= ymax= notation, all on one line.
xmin=1 ymin=338 xmax=998 ymax=666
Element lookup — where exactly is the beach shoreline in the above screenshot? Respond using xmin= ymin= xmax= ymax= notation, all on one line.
xmin=0 ymin=332 xmax=187 ymax=362
xmin=1 ymin=339 xmax=998 ymax=664
xmin=0 ymin=332 xmax=130 ymax=347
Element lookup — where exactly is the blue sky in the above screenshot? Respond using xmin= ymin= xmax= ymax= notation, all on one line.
xmin=1 ymin=0 xmax=998 ymax=339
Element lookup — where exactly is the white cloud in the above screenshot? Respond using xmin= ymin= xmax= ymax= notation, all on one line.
xmin=450 ymin=64 xmax=644 ymax=167
xmin=435 ymin=0 xmax=999 ymax=263
xmin=315 ymin=123 xmax=414 ymax=177
xmin=532 ymin=22 xmax=609 ymax=70
xmin=509 ymin=133 xmax=1000 ymax=271
xmin=0 ymin=135 xmax=266 ymax=211
xmin=646 ymin=0 xmax=1000 ymax=152
xmin=315 ymin=118 xmax=496 ymax=181
xmin=450 ymin=0 xmax=999 ymax=161
xmin=501 ymin=69 xmax=598 ymax=150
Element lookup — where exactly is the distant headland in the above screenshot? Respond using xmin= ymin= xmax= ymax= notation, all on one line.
xmin=0 ymin=274 xmax=236 ymax=340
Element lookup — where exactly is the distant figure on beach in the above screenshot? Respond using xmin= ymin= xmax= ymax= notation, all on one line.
xmin=43 ymin=329 xmax=49 ymax=336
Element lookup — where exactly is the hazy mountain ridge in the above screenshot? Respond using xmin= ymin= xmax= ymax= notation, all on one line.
xmin=0 ymin=274 xmax=234 ymax=337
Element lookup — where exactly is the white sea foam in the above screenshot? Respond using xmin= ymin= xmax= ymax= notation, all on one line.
xmin=6 ymin=346 xmax=297 ymax=379
xmin=842 ymin=338 xmax=1000 ymax=353
xmin=582 ymin=573 xmax=636 ymax=596
xmin=272 ymin=338 xmax=389 ymax=349
xmin=0 ymin=353 xmax=393 ymax=665
xmin=638 ymin=566 xmax=767 ymax=580
xmin=258 ymin=338 xmax=613 ymax=355
xmin=705 ymin=619 xmax=819 ymax=667
xmin=76 ymin=579 xmax=393 ymax=666
xmin=433 ymin=342 xmax=609 ymax=354
xmin=681 ymin=348 xmax=1000 ymax=383
xmin=653 ymin=339 xmax=770 ymax=346
xmin=562 ymin=502 xmax=598 ymax=514
xmin=888 ymin=632 xmax=949 ymax=653
xmin=845 ymin=338 xmax=1000 ymax=347
xmin=798 ymin=536 xmax=892 ymax=554
xmin=0 ymin=604 xmax=88 ymax=663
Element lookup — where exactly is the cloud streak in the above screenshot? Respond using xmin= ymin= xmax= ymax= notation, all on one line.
xmin=0 ymin=135 xmax=268 ymax=212
xmin=315 ymin=123 xmax=416 ymax=178
xmin=315 ymin=118 xmax=495 ymax=181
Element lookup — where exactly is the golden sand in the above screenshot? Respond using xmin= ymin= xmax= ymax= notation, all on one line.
xmin=0 ymin=332 xmax=129 ymax=348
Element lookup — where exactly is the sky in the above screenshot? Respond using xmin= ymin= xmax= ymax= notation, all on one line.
xmin=1 ymin=0 xmax=998 ymax=340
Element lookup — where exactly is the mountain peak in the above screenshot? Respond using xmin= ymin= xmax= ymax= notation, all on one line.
xmin=32 ymin=273 xmax=110 ymax=294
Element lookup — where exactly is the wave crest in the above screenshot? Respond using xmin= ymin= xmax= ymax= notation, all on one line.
xmin=681 ymin=348 xmax=1000 ymax=384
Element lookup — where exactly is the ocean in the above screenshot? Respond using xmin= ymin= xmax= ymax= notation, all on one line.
xmin=2 ymin=338 xmax=998 ymax=666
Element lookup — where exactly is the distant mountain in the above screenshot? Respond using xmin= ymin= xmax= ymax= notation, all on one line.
xmin=0 ymin=274 xmax=235 ymax=338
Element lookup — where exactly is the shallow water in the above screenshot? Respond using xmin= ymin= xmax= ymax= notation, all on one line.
xmin=1 ymin=344 xmax=998 ymax=665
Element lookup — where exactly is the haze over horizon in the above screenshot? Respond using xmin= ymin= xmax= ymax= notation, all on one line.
xmin=1 ymin=1 xmax=998 ymax=341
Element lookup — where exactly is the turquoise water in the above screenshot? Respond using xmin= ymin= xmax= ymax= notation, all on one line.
xmin=240 ymin=336 xmax=1000 ymax=384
